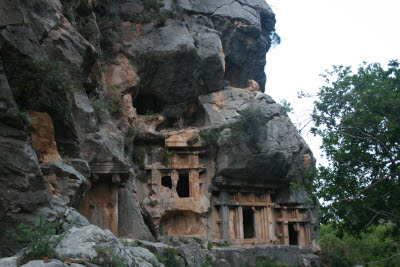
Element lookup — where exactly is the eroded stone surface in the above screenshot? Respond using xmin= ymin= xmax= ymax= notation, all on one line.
xmin=27 ymin=111 xmax=61 ymax=164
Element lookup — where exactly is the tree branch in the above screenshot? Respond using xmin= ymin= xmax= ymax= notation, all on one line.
xmin=366 ymin=252 xmax=400 ymax=265
xmin=342 ymin=171 xmax=400 ymax=202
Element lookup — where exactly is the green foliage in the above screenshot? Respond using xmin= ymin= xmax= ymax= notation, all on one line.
xmin=92 ymin=245 xmax=128 ymax=267
xmin=229 ymin=106 xmax=268 ymax=148
xmin=155 ymin=13 xmax=168 ymax=27
xmin=145 ymin=109 xmax=155 ymax=116
xmin=207 ymin=241 xmax=213 ymax=251
xmin=75 ymin=16 xmax=95 ymax=38
xmin=7 ymin=215 xmax=65 ymax=266
xmin=192 ymin=36 xmax=199 ymax=47
xmin=199 ymin=129 xmax=220 ymax=147
xmin=318 ymin=224 xmax=400 ymax=267
xmin=156 ymin=247 xmax=180 ymax=267
xmin=187 ymin=136 xmax=199 ymax=146
xmin=18 ymin=111 xmax=30 ymax=126
xmin=280 ymin=99 xmax=293 ymax=114
xmin=201 ymin=255 xmax=215 ymax=267
xmin=252 ymin=260 xmax=288 ymax=267
xmin=141 ymin=0 xmax=165 ymax=11
xmin=311 ymin=60 xmax=400 ymax=238
xmin=178 ymin=237 xmax=189 ymax=244
xmin=92 ymin=86 xmax=122 ymax=119
xmin=160 ymin=148 xmax=174 ymax=166
xmin=11 ymin=59 xmax=73 ymax=118
xmin=148 ymin=200 xmax=158 ymax=207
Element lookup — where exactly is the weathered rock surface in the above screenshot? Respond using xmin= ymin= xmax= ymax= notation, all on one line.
xmin=0 ymin=59 xmax=50 ymax=257
xmin=55 ymin=225 xmax=137 ymax=266
xmin=27 ymin=111 xmax=62 ymax=163
xmin=21 ymin=259 xmax=85 ymax=267
xmin=213 ymin=245 xmax=320 ymax=267
xmin=0 ymin=0 xmax=320 ymax=265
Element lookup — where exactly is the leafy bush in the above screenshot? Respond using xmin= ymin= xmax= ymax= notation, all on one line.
xmin=141 ymin=0 xmax=165 ymax=11
xmin=155 ymin=13 xmax=168 ymax=27
xmin=160 ymin=149 xmax=174 ymax=166
xmin=318 ymin=224 xmax=400 ymax=267
xmin=207 ymin=241 xmax=213 ymax=251
xmin=199 ymin=129 xmax=220 ymax=147
xmin=187 ymin=136 xmax=199 ymax=146
xmin=92 ymin=245 xmax=127 ymax=267
xmin=7 ymin=215 xmax=66 ymax=266
xmin=201 ymin=255 xmax=216 ymax=267
xmin=11 ymin=59 xmax=74 ymax=118
xmin=91 ymin=86 xmax=123 ymax=119
xmin=163 ymin=247 xmax=180 ymax=267
xmin=229 ymin=106 xmax=268 ymax=147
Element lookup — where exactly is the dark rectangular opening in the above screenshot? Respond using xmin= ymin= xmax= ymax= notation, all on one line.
xmin=177 ymin=172 xmax=190 ymax=198
xmin=289 ymin=223 xmax=298 ymax=245
xmin=243 ymin=208 xmax=255 ymax=239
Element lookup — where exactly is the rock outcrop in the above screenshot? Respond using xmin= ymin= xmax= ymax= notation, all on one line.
xmin=0 ymin=0 xmax=319 ymax=265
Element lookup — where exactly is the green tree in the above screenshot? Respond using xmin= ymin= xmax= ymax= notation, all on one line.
xmin=311 ymin=60 xmax=400 ymax=264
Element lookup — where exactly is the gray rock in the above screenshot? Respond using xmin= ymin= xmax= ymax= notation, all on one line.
xmin=55 ymin=225 xmax=138 ymax=266
xmin=41 ymin=161 xmax=89 ymax=207
xmin=137 ymin=240 xmax=170 ymax=256
xmin=64 ymin=207 xmax=90 ymax=228
xmin=118 ymin=181 xmax=155 ymax=241
xmin=0 ymin=59 xmax=50 ymax=257
xmin=199 ymin=88 xmax=314 ymax=188
xmin=128 ymin=246 xmax=163 ymax=267
xmin=21 ymin=259 xmax=85 ymax=267
xmin=213 ymin=246 xmax=319 ymax=267
xmin=125 ymin=20 xmax=198 ymax=104
xmin=197 ymin=32 xmax=225 ymax=92
xmin=0 ymin=256 xmax=18 ymax=267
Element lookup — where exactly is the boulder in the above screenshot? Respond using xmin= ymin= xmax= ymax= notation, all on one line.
xmin=128 ymin=246 xmax=164 ymax=267
xmin=41 ymin=161 xmax=89 ymax=207
xmin=55 ymin=225 xmax=138 ymax=266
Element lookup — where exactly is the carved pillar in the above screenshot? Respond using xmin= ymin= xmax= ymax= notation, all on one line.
xmin=238 ymin=206 xmax=244 ymax=239
xmin=266 ymin=193 xmax=275 ymax=242
xmin=282 ymin=208 xmax=289 ymax=245
xmin=221 ymin=191 xmax=230 ymax=242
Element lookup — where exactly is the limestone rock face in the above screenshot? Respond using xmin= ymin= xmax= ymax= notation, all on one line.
xmin=0 ymin=0 xmax=320 ymax=264
xmin=0 ymin=60 xmax=50 ymax=257
xmin=198 ymin=89 xmax=313 ymax=185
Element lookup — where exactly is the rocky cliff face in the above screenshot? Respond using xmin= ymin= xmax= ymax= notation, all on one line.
xmin=0 ymin=0 xmax=319 ymax=265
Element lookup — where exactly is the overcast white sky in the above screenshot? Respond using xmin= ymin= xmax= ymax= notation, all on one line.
xmin=265 ymin=0 xmax=400 ymax=165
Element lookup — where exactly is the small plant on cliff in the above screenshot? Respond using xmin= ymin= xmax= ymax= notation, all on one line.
xmin=141 ymin=0 xmax=165 ymax=12
xmin=7 ymin=215 xmax=66 ymax=265
xmin=207 ymin=241 xmax=213 ymax=251
xmin=11 ymin=59 xmax=74 ymax=119
xmin=160 ymin=148 xmax=174 ymax=166
xmin=199 ymin=129 xmax=220 ymax=147
xmin=92 ymin=245 xmax=127 ymax=267
xmin=228 ymin=106 xmax=268 ymax=148
xmin=187 ymin=136 xmax=199 ymax=146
